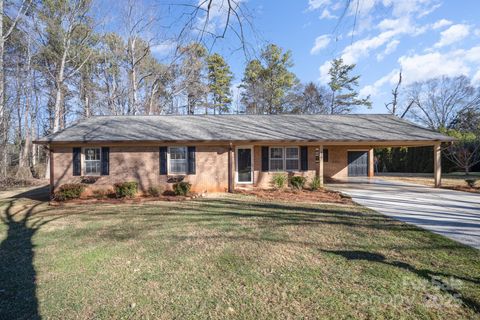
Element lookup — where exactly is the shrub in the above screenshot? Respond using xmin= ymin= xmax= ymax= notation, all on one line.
xmin=310 ymin=176 xmax=322 ymax=191
xmin=173 ymin=181 xmax=191 ymax=196
xmin=290 ymin=176 xmax=306 ymax=190
xmin=55 ymin=183 xmax=85 ymax=201
xmin=147 ymin=186 xmax=162 ymax=197
xmin=114 ymin=181 xmax=138 ymax=198
xmin=465 ymin=178 xmax=477 ymax=188
xmin=271 ymin=173 xmax=287 ymax=189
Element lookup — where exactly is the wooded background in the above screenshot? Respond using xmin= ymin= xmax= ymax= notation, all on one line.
xmin=1 ymin=0 xmax=479 ymax=182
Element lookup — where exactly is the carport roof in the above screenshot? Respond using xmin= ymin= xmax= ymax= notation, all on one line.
xmin=35 ymin=114 xmax=454 ymax=143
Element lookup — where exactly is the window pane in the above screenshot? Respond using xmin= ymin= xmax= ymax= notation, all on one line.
xmin=286 ymin=159 xmax=299 ymax=171
xmin=270 ymin=147 xmax=283 ymax=159
xmin=170 ymin=160 xmax=187 ymax=174
xmin=170 ymin=147 xmax=186 ymax=160
xmin=270 ymin=159 xmax=283 ymax=171
xmin=170 ymin=147 xmax=187 ymax=174
xmin=285 ymin=147 xmax=298 ymax=159
xmin=85 ymin=160 xmax=101 ymax=174
xmin=85 ymin=148 xmax=100 ymax=161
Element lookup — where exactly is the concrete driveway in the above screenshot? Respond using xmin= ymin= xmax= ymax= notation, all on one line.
xmin=329 ymin=179 xmax=480 ymax=250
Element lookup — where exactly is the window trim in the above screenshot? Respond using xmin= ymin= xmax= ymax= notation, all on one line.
xmin=268 ymin=146 xmax=300 ymax=172
xmin=82 ymin=147 xmax=102 ymax=176
xmin=168 ymin=146 xmax=188 ymax=175
xmin=235 ymin=146 xmax=254 ymax=184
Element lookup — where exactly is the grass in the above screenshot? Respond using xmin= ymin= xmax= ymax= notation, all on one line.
xmin=1 ymin=186 xmax=479 ymax=319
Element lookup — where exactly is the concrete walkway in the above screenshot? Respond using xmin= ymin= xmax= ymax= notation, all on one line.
xmin=329 ymin=179 xmax=480 ymax=250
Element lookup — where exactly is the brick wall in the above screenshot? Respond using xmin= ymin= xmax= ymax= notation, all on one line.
xmin=52 ymin=144 xmax=372 ymax=194
xmin=52 ymin=145 xmax=229 ymax=194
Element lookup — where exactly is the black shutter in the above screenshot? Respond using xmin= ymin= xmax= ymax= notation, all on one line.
xmin=187 ymin=146 xmax=196 ymax=175
xmin=73 ymin=147 xmax=81 ymax=176
xmin=261 ymin=146 xmax=269 ymax=172
xmin=300 ymin=146 xmax=308 ymax=171
xmin=101 ymin=147 xmax=110 ymax=175
xmin=323 ymin=149 xmax=329 ymax=162
xmin=159 ymin=147 xmax=167 ymax=175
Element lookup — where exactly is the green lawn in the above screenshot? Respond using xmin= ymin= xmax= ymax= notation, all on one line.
xmin=1 ymin=187 xmax=479 ymax=319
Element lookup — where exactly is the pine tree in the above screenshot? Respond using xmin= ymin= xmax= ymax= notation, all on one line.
xmin=328 ymin=58 xmax=371 ymax=114
xmin=240 ymin=44 xmax=297 ymax=114
xmin=180 ymin=43 xmax=208 ymax=114
xmin=207 ymin=53 xmax=233 ymax=114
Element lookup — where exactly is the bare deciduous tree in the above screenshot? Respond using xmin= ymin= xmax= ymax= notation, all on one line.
xmin=406 ymin=76 xmax=480 ymax=130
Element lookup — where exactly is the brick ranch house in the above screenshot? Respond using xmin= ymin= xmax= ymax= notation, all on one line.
xmin=35 ymin=114 xmax=454 ymax=196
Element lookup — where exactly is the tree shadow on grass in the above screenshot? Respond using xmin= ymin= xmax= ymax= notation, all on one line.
xmin=0 ymin=190 xmax=59 ymax=319
xmin=322 ymin=250 xmax=480 ymax=313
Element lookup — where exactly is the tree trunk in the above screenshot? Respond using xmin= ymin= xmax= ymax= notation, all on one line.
xmin=0 ymin=0 xmax=6 ymax=178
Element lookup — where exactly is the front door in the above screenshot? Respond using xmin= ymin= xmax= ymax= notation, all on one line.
xmin=348 ymin=151 xmax=368 ymax=177
xmin=237 ymin=148 xmax=252 ymax=183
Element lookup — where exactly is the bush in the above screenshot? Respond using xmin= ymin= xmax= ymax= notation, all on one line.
xmin=173 ymin=181 xmax=191 ymax=196
xmin=114 ymin=181 xmax=138 ymax=198
xmin=310 ymin=176 xmax=322 ymax=191
xmin=271 ymin=173 xmax=287 ymax=189
xmin=289 ymin=176 xmax=306 ymax=190
xmin=147 ymin=186 xmax=162 ymax=197
xmin=465 ymin=178 xmax=478 ymax=188
xmin=55 ymin=183 xmax=85 ymax=201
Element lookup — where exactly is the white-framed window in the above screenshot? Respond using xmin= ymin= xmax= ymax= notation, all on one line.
xmin=269 ymin=146 xmax=300 ymax=172
xmin=83 ymin=147 xmax=101 ymax=175
xmin=269 ymin=147 xmax=284 ymax=171
xmin=169 ymin=146 xmax=188 ymax=174
xmin=285 ymin=147 xmax=299 ymax=171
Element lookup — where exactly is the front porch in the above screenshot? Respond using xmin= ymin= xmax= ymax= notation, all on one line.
xmin=228 ymin=142 xmax=443 ymax=191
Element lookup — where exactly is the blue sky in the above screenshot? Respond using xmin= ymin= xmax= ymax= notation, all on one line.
xmin=218 ymin=0 xmax=480 ymax=113
xmin=101 ymin=0 xmax=480 ymax=114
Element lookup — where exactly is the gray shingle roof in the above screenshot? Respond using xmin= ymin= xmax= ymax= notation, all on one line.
xmin=35 ymin=114 xmax=454 ymax=143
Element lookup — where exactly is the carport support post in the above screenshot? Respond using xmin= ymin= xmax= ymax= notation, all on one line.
xmin=318 ymin=145 xmax=324 ymax=187
xmin=228 ymin=143 xmax=233 ymax=193
xmin=434 ymin=142 xmax=442 ymax=188
xmin=368 ymin=148 xmax=374 ymax=178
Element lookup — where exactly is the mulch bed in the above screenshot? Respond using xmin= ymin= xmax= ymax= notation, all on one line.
xmin=49 ymin=194 xmax=199 ymax=206
xmin=236 ymin=188 xmax=355 ymax=205
xmin=443 ymin=186 xmax=480 ymax=194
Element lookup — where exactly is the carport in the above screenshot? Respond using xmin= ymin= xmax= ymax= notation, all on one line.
xmin=316 ymin=140 xmax=445 ymax=188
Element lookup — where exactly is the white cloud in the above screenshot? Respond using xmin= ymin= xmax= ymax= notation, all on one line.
xmin=151 ymin=40 xmax=176 ymax=55
xmin=341 ymin=28 xmax=406 ymax=65
xmin=475 ymin=29 xmax=480 ymax=37
xmin=359 ymin=69 xmax=399 ymax=97
xmin=432 ymin=19 xmax=453 ymax=30
xmin=434 ymin=24 xmax=470 ymax=48
xmin=320 ymin=8 xmax=337 ymax=19
xmin=308 ymin=0 xmax=330 ymax=10
xmin=398 ymin=47 xmax=480 ymax=84
xmin=195 ymin=0 xmax=244 ymax=34
xmin=377 ymin=39 xmax=400 ymax=60
xmin=385 ymin=39 xmax=400 ymax=54
xmin=319 ymin=60 xmax=331 ymax=84
xmin=361 ymin=46 xmax=480 ymax=100
xmin=472 ymin=70 xmax=480 ymax=85
xmin=310 ymin=35 xmax=331 ymax=54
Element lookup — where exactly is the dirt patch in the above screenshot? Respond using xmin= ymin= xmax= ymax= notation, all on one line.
xmin=236 ymin=188 xmax=354 ymax=204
